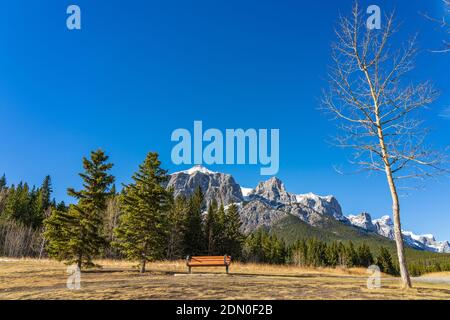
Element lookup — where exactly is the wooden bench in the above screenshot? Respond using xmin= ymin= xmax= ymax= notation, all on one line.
xmin=186 ymin=255 xmax=232 ymax=274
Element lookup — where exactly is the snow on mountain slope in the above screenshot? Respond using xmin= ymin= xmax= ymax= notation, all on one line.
xmin=240 ymin=187 xmax=254 ymax=201
xmin=173 ymin=165 xmax=217 ymax=175
xmin=347 ymin=212 xmax=376 ymax=232
xmin=167 ymin=165 xmax=243 ymax=205
xmin=349 ymin=213 xmax=450 ymax=253
xmin=168 ymin=166 xmax=449 ymax=253
xmin=294 ymin=192 xmax=345 ymax=221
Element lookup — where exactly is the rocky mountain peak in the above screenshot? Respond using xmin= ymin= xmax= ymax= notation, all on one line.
xmin=167 ymin=166 xmax=243 ymax=205
xmin=249 ymin=177 xmax=297 ymax=205
xmin=173 ymin=165 xmax=216 ymax=175
xmin=347 ymin=212 xmax=376 ymax=232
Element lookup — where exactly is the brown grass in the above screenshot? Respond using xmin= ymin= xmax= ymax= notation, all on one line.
xmin=1 ymin=258 xmax=449 ymax=300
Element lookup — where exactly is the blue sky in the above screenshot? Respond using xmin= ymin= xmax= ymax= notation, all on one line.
xmin=0 ymin=1 xmax=449 ymax=239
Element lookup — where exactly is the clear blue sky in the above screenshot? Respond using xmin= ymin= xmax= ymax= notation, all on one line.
xmin=0 ymin=1 xmax=449 ymax=239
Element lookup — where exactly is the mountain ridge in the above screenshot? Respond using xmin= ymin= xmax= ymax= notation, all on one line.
xmin=168 ymin=165 xmax=450 ymax=253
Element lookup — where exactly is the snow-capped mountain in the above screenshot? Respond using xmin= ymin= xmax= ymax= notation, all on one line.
xmin=348 ymin=213 xmax=450 ymax=253
xmin=169 ymin=165 xmax=449 ymax=253
xmin=247 ymin=177 xmax=297 ymax=206
xmin=347 ymin=212 xmax=377 ymax=232
xmin=240 ymin=187 xmax=253 ymax=201
xmin=372 ymin=215 xmax=395 ymax=239
xmin=167 ymin=165 xmax=243 ymax=205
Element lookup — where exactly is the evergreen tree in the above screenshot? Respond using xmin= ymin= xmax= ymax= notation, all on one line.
xmin=357 ymin=243 xmax=374 ymax=267
xmin=35 ymin=175 xmax=52 ymax=227
xmin=213 ymin=202 xmax=227 ymax=254
xmin=114 ymin=152 xmax=171 ymax=273
xmin=184 ymin=186 xmax=204 ymax=255
xmin=376 ymin=247 xmax=398 ymax=275
xmin=44 ymin=206 xmax=79 ymax=262
xmin=4 ymin=182 xmax=34 ymax=226
xmin=166 ymin=195 xmax=188 ymax=260
xmin=224 ymin=203 xmax=244 ymax=259
xmin=103 ymin=193 xmax=122 ymax=258
xmin=344 ymin=241 xmax=358 ymax=268
xmin=290 ymin=239 xmax=308 ymax=266
xmin=56 ymin=201 xmax=68 ymax=212
xmin=0 ymin=174 xmax=6 ymax=191
xmin=326 ymin=241 xmax=340 ymax=267
xmin=44 ymin=149 xmax=114 ymax=268
xmin=204 ymin=200 xmax=218 ymax=255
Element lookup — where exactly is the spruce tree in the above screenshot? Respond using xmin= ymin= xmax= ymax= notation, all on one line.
xmin=344 ymin=241 xmax=358 ymax=268
xmin=326 ymin=241 xmax=340 ymax=267
xmin=44 ymin=149 xmax=114 ymax=268
xmin=214 ymin=202 xmax=226 ymax=254
xmin=114 ymin=152 xmax=171 ymax=273
xmin=44 ymin=206 xmax=79 ymax=261
xmin=0 ymin=174 xmax=6 ymax=191
xmin=204 ymin=200 xmax=218 ymax=255
xmin=376 ymin=247 xmax=397 ymax=275
xmin=224 ymin=203 xmax=244 ymax=259
xmin=35 ymin=175 xmax=52 ymax=227
xmin=357 ymin=243 xmax=374 ymax=267
xmin=4 ymin=182 xmax=34 ymax=226
xmin=56 ymin=201 xmax=67 ymax=212
xmin=166 ymin=195 xmax=188 ymax=260
xmin=184 ymin=186 xmax=204 ymax=255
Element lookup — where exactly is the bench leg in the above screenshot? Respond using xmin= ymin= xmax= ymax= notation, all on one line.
xmin=226 ymin=266 xmax=229 ymax=274
xmin=188 ymin=266 xmax=192 ymax=274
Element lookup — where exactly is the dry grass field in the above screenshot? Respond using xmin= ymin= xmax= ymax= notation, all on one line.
xmin=1 ymin=258 xmax=450 ymax=300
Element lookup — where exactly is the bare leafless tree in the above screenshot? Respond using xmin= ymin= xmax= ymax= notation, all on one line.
xmin=423 ymin=0 xmax=450 ymax=53
xmin=322 ymin=2 xmax=448 ymax=289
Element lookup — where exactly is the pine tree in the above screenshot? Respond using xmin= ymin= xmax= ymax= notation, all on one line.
xmin=184 ymin=186 xmax=204 ymax=255
xmin=224 ymin=203 xmax=244 ymax=259
xmin=44 ymin=149 xmax=114 ymax=268
xmin=114 ymin=152 xmax=171 ymax=273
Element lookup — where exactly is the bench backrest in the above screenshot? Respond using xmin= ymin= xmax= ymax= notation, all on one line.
xmin=186 ymin=255 xmax=232 ymax=266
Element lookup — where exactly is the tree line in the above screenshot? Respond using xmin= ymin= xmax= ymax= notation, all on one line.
xmin=44 ymin=150 xmax=245 ymax=272
xmin=1 ymin=148 xmax=449 ymax=276
xmin=0 ymin=174 xmax=67 ymax=257
xmin=0 ymin=174 xmax=64 ymax=228
xmin=243 ymin=229 xmax=397 ymax=275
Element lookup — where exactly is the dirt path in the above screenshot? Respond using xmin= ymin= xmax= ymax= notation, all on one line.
xmin=413 ymin=276 xmax=450 ymax=285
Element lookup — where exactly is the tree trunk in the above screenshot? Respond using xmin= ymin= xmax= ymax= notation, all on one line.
xmin=140 ymin=260 xmax=146 ymax=273
xmin=38 ymin=238 xmax=46 ymax=259
xmin=376 ymin=126 xmax=412 ymax=289
xmin=77 ymin=252 xmax=82 ymax=270
xmin=385 ymin=167 xmax=412 ymax=289
xmin=364 ymin=67 xmax=412 ymax=289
